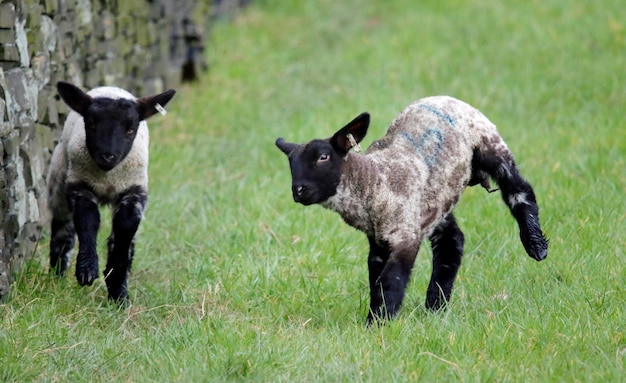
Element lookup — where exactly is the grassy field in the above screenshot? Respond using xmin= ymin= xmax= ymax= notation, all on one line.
xmin=2 ymin=0 xmax=625 ymax=381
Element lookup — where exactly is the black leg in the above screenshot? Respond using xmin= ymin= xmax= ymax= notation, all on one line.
xmin=367 ymin=237 xmax=389 ymax=322
xmin=499 ymin=173 xmax=548 ymax=261
xmin=49 ymin=215 xmax=75 ymax=275
xmin=426 ymin=213 xmax=464 ymax=311
xmin=105 ymin=186 xmax=147 ymax=302
xmin=367 ymin=238 xmax=420 ymax=324
xmin=474 ymin=150 xmax=548 ymax=261
xmin=67 ymin=184 xmax=101 ymax=287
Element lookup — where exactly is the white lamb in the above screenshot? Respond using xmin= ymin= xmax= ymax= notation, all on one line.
xmin=47 ymin=81 xmax=176 ymax=302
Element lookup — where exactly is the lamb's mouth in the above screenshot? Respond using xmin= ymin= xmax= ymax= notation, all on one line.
xmin=95 ymin=161 xmax=117 ymax=171
xmin=293 ymin=193 xmax=316 ymax=206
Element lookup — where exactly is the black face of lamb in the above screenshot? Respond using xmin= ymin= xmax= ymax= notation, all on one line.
xmin=56 ymin=81 xmax=177 ymax=171
xmin=276 ymin=139 xmax=344 ymax=205
xmin=83 ymin=99 xmax=140 ymax=171
xmin=275 ymin=112 xmax=370 ymax=205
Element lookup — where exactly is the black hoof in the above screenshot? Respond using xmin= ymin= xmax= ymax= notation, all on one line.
xmin=75 ymin=266 xmax=98 ymax=286
xmin=522 ymin=233 xmax=549 ymax=261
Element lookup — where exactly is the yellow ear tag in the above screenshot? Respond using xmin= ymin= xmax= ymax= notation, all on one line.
xmin=346 ymin=133 xmax=361 ymax=152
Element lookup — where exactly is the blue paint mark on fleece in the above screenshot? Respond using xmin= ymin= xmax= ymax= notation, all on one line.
xmin=417 ymin=104 xmax=456 ymax=127
xmin=400 ymin=128 xmax=444 ymax=168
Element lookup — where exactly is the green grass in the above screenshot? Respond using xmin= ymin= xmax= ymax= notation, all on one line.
xmin=2 ymin=0 xmax=625 ymax=381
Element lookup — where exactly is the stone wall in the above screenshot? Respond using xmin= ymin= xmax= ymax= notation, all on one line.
xmin=0 ymin=0 xmax=248 ymax=298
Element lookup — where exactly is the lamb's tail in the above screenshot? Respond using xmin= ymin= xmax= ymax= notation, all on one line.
xmin=470 ymin=145 xmax=548 ymax=261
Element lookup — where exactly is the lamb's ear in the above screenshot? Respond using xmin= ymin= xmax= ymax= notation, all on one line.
xmin=56 ymin=81 xmax=93 ymax=116
xmin=331 ymin=112 xmax=370 ymax=155
xmin=275 ymin=138 xmax=300 ymax=156
xmin=136 ymin=89 xmax=177 ymax=120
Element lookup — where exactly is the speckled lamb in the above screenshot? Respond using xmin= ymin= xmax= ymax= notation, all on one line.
xmin=48 ymin=81 xmax=176 ymax=302
xmin=276 ymin=96 xmax=548 ymax=323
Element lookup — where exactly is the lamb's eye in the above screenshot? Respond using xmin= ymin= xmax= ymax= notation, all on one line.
xmin=317 ymin=153 xmax=330 ymax=164
xmin=126 ymin=128 xmax=135 ymax=136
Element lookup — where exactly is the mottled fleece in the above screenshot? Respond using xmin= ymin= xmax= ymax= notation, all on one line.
xmin=278 ymin=94 xmax=548 ymax=322
xmin=322 ymin=96 xmax=511 ymax=248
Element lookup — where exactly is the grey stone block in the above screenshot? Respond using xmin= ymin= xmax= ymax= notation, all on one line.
xmin=0 ymin=3 xmax=17 ymax=29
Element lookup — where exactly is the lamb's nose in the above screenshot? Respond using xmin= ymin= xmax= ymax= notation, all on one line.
xmin=101 ymin=153 xmax=116 ymax=163
xmin=294 ymin=185 xmax=305 ymax=197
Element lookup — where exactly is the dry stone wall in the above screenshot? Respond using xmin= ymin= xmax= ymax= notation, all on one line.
xmin=0 ymin=0 xmax=247 ymax=298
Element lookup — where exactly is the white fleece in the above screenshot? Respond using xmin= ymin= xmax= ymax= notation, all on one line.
xmin=47 ymin=86 xmax=149 ymax=211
